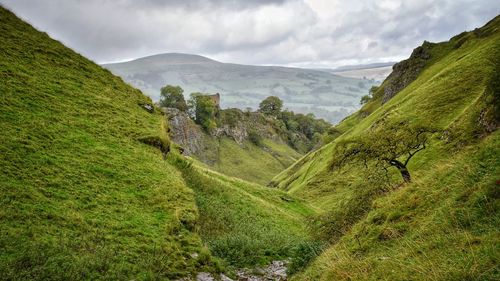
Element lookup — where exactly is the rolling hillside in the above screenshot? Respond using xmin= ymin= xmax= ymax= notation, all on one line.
xmin=272 ymin=15 xmax=500 ymax=280
xmin=2 ymin=3 xmax=499 ymax=280
xmin=104 ymin=53 xmax=378 ymax=123
xmin=0 ymin=6 xmax=315 ymax=280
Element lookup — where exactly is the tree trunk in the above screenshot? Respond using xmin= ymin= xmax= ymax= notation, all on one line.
xmin=389 ymin=159 xmax=411 ymax=183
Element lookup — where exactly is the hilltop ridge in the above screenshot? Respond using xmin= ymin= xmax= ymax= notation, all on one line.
xmin=104 ymin=53 xmax=378 ymax=123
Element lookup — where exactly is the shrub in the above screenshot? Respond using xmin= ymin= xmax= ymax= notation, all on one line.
xmin=248 ymin=130 xmax=263 ymax=147
xmin=287 ymin=240 xmax=325 ymax=274
xmin=360 ymin=94 xmax=372 ymax=105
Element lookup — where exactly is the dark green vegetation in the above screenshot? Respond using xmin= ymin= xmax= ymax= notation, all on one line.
xmin=0 ymin=7 xmax=314 ymax=279
xmin=259 ymin=95 xmax=283 ymax=116
xmin=169 ymin=155 xmax=315 ymax=269
xmin=188 ymin=92 xmax=218 ymax=131
xmin=159 ymin=84 xmax=187 ymax=111
xmin=164 ymin=91 xmax=331 ymax=185
xmin=104 ymin=53 xmax=378 ymax=123
xmin=273 ymin=16 xmax=500 ymax=280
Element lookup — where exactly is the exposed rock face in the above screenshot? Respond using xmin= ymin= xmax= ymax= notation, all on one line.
xmin=162 ymin=107 xmax=204 ymax=155
xmin=141 ymin=103 xmax=154 ymax=113
xmin=213 ymin=123 xmax=248 ymax=144
xmin=213 ymin=112 xmax=283 ymax=144
xmin=164 ymin=106 xmax=286 ymax=149
xmin=382 ymin=41 xmax=434 ymax=103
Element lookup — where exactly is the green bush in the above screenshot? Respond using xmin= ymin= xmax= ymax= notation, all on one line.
xmin=248 ymin=130 xmax=263 ymax=147
xmin=287 ymin=240 xmax=326 ymax=274
xmin=360 ymin=94 xmax=372 ymax=105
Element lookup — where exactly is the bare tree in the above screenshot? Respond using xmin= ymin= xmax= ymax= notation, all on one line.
xmin=330 ymin=120 xmax=438 ymax=183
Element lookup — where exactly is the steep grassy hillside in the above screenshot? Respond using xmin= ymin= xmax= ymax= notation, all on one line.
xmin=0 ymin=7 xmax=318 ymax=279
xmin=273 ymin=16 xmax=500 ymax=280
xmin=169 ymin=155 xmax=316 ymax=271
xmin=0 ymin=6 xmax=220 ymax=279
xmin=213 ymin=137 xmax=302 ymax=185
xmin=104 ymin=53 xmax=377 ymax=123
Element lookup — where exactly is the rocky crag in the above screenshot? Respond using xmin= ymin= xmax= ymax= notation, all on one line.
xmin=162 ymin=106 xmax=310 ymax=183
xmin=382 ymin=41 xmax=434 ymax=103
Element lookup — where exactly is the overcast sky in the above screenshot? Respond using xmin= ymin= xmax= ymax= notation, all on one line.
xmin=1 ymin=0 xmax=498 ymax=68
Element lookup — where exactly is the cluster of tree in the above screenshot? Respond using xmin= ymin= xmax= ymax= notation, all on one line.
xmin=259 ymin=96 xmax=331 ymax=151
xmin=160 ymin=85 xmax=218 ymax=131
xmin=161 ymin=87 xmax=331 ymax=151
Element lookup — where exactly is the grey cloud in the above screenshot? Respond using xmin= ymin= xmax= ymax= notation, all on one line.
xmin=0 ymin=0 xmax=498 ymax=67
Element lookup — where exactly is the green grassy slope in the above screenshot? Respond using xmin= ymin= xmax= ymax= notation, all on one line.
xmin=272 ymin=16 xmax=500 ymax=280
xmin=170 ymin=155 xmax=317 ymax=271
xmin=297 ymin=132 xmax=499 ymax=280
xmin=212 ymin=137 xmax=302 ymax=185
xmin=0 ymin=7 xmax=218 ymax=279
xmin=0 ymin=7 xmax=318 ymax=279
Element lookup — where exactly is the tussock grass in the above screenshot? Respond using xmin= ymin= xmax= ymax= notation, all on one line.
xmin=169 ymin=154 xmax=317 ymax=270
xmin=272 ymin=16 xmax=500 ymax=280
xmin=0 ymin=7 xmax=218 ymax=279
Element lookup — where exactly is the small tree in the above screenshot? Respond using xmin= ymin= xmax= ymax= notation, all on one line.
xmin=188 ymin=93 xmax=217 ymax=131
xmin=160 ymin=85 xmax=187 ymax=111
xmin=369 ymin=85 xmax=379 ymax=95
xmin=259 ymin=96 xmax=283 ymax=117
xmin=360 ymin=94 xmax=372 ymax=105
xmin=330 ymin=120 xmax=437 ymax=183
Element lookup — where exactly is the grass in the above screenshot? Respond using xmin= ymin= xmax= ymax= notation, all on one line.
xmin=168 ymin=154 xmax=317 ymax=272
xmin=272 ymin=15 xmax=500 ymax=280
xmin=0 ymin=6 xmax=324 ymax=279
xmin=211 ymin=137 xmax=302 ymax=185
xmin=0 ymin=7 xmax=219 ymax=279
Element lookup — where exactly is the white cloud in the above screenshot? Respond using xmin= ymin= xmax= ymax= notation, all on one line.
xmin=1 ymin=0 xmax=498 ymax=67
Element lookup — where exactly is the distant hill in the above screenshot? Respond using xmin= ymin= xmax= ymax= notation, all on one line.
xmin=104 ymin=53 xmax=378 ymax=123
xmin=330 ymin=62 xmax=396 ymax=72
xmin=318 ymin=62 xmax=395 ymax=82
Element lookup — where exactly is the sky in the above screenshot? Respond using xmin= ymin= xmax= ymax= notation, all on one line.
xmin=1 ymin=0 xmax=498 ymax=68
